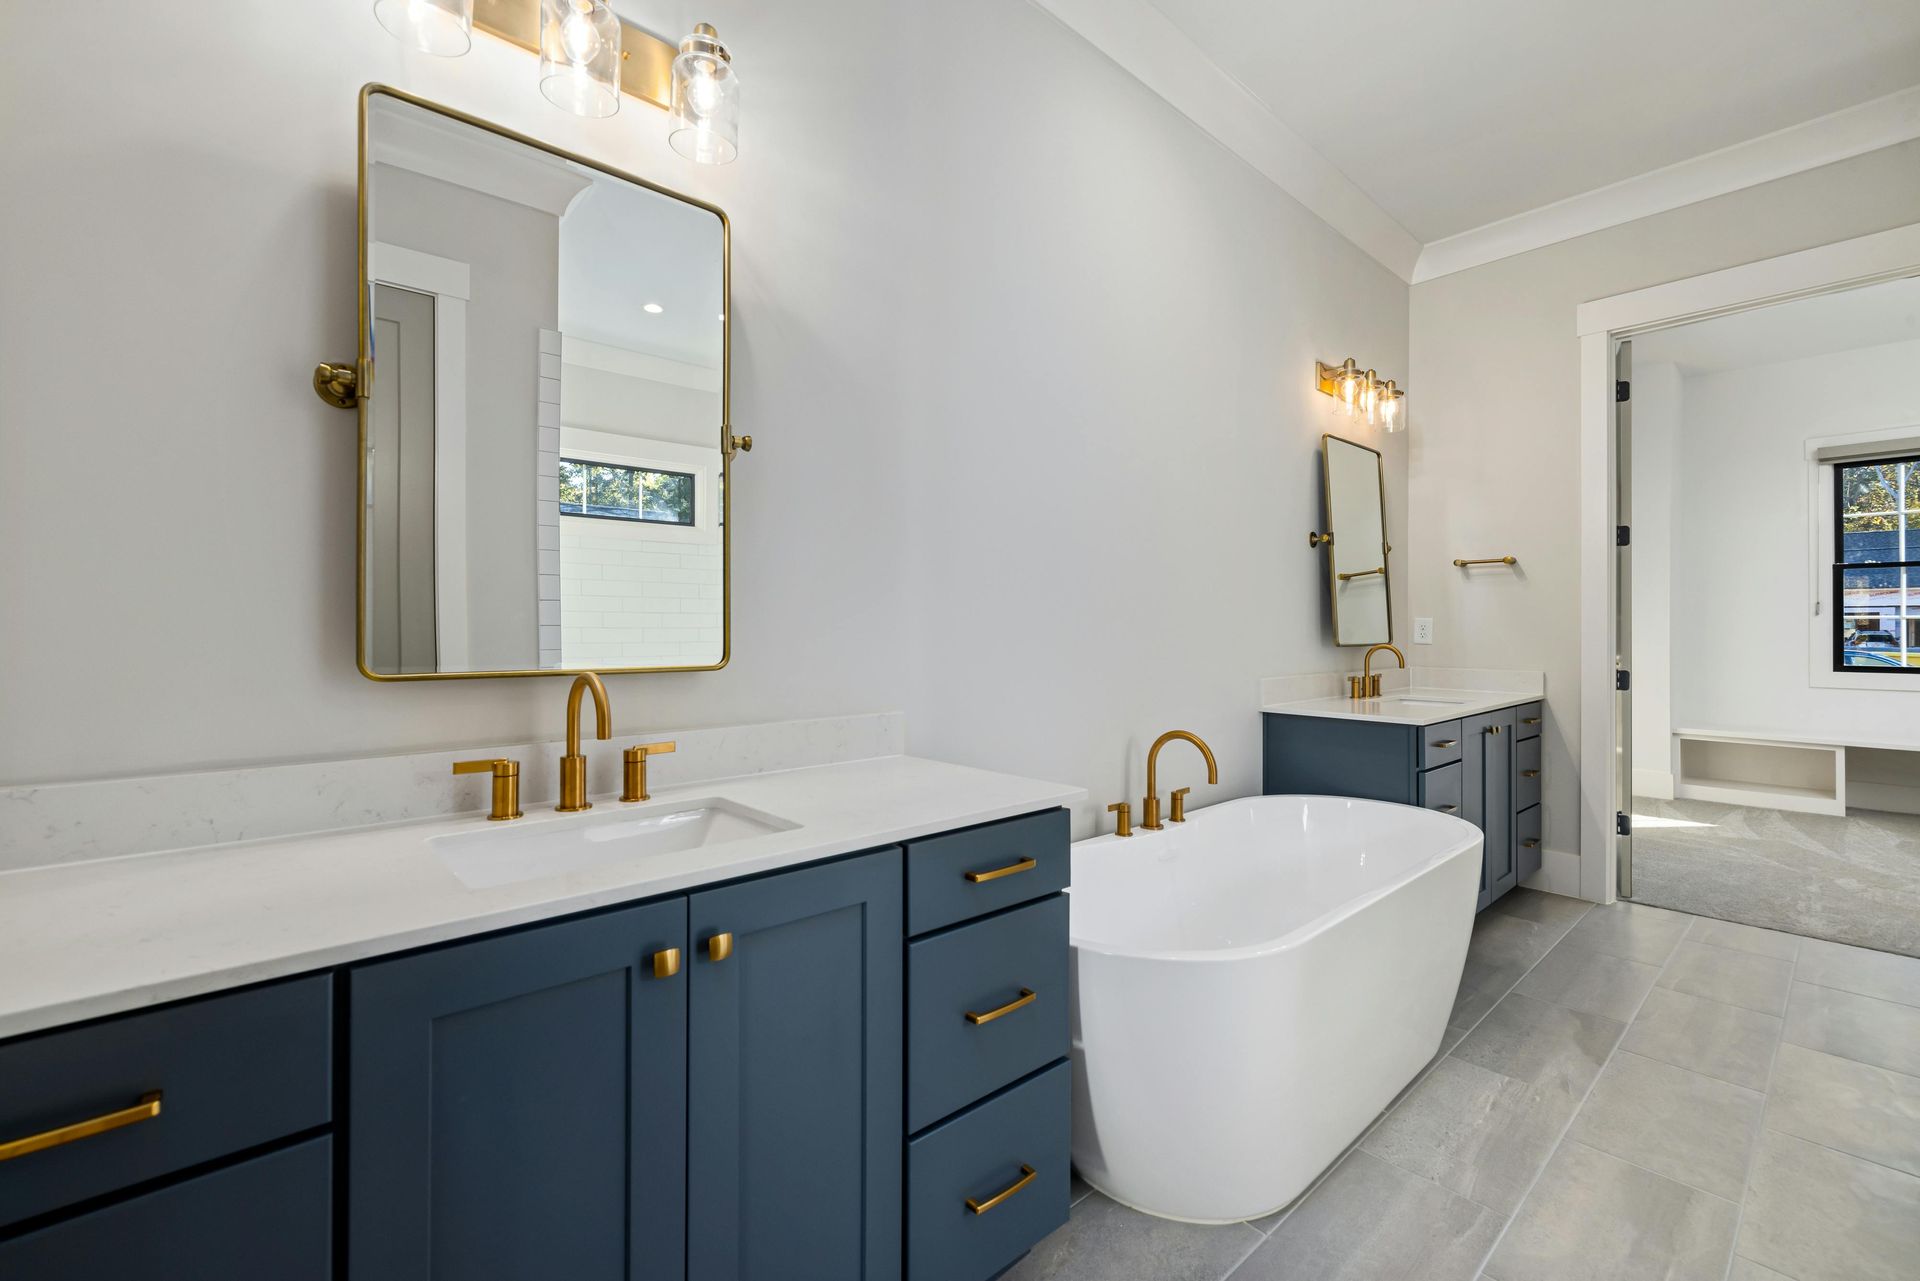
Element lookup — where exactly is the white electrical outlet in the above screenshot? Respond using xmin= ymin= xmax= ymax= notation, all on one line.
xmin=1413 ymin=617 xmax=1434 ymax=645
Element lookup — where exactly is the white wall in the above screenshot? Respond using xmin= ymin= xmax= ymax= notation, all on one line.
xmin=1671 ymin=338 xmax=1920 ymax=745
xmin=1408 ymin=139 xmax=1920 ymax=860
xmin=0 ymin=0 xmax=1405 ymax=838
xmin=1630 ymin=363 xmax=1681 ymax=796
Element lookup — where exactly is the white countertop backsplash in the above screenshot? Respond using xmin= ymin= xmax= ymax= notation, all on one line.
xmin=0 ymin=752 xmax=1083 ymax=1038
xmin=0 ymin=712 xmax=906 ymax=874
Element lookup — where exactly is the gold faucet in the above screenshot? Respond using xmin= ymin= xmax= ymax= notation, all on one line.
xmin=1350 ymin=642 xmax=1406 ymax=699
xmin=1141 ymin=730 xmax=1219 ymax=831
xmin=557 ymin=673 xmax=612 ymax=813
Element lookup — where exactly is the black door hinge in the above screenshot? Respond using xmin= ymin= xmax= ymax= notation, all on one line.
xmin=1615 ymin=669 xmax=1631 ymax=691
xmin=1617 ymin=812 xmax=1632 ymax=836
xmin=1615 ymin=380 xmax=1631 ymax=402
xmin=1616 ymin=525 xmax=1631 ymax=547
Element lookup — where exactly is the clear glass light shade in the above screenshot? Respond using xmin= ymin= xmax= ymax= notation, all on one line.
xmin=1380 ymin=390 xmax=1404 ymax=432
xmin=670 ymin=25 xmax=740 ymax=164
xmin=372 ymin=0 xmax=473 ymax=56
xmin=540 ymin=0 xmax=622 ymax=118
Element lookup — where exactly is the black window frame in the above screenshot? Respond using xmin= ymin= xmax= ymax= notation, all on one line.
xmin=557 ymin=457 xmax=697 ymax=528
xmin=1834 ymin=451 xmax=1920 ymax=675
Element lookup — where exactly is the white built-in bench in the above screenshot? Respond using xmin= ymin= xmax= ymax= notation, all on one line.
xmin=1671 ymin=728 xmax=1920 ymax=817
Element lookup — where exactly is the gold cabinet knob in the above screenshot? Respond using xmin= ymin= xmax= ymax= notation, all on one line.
xmin=707 ymin=932 xmax=734 ymax=963
xmin=452 ymin=758 xmax=522 ymax=821
xmin=651 ymin=947 xmax=682 ymax=979
xmin=621 ymin=740 xmax=677 ymax=803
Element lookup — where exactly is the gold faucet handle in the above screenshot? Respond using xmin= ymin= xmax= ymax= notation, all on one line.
xmin=620 ymin=741 xmax=678 ymax=804
xmin=1106 ymin=801 xmax=1133 ymax=838
xmin=452 ymin=758 xmax=522 ymax=822
xmin=1169 ymin=787 xmax=1192 ymax=823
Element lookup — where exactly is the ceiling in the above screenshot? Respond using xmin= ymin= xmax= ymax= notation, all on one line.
xmin=1633 ymin=272 xmax=1920 ymax=374
xmin=1037 ymin=0 xmax=1920 ymax=281
xmin=559 ymin=179 xmax=725 ymax=368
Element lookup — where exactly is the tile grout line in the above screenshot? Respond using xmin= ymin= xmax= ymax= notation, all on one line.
xmin=1467 ymin=909 xmax=1700 ymax=1281
xmin=1713 ymin=931 xmax=1800 ymax=1281
xmin=1217 ymin=898 xmax=1598 ymax=1277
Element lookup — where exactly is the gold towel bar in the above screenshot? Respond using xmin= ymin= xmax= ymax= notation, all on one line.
xmin=1452 ymin=556 xmax=1517 ymax=568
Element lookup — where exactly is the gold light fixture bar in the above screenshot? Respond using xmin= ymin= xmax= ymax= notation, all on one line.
xmin=472 ymin=0 xmax=676 ymax=110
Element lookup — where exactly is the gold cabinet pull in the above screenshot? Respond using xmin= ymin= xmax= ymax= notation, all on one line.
xmin=706 ymin=932 xmax=734 ymax=963
xmin=1487 ymin=725 xmax=1503 ymax=736
xmin=965 ymin=1164 xmax=1036 ymax=1215
xmin=651 ymin=947 xmax=682 ymax=979
xmin=964 ymin=856 xmax=1036 ymax=884
xmin=964 ymin=988 xmax=1036 ymax=1026
xmin=1521 ymin=716 xmax=1542 ymax=726
xmin=0 ymin=1092 xmax=162 ymax=1163
xmin=1436 ymin=804 xmax=1459 ymax=813
xmin=1432 ymin=739 xmax=1458 ymax=748
xmin=1521 ymin=769 xmax=1540 ymax=779
xmin=1521 ymin=838 xmax=1540 ymax=849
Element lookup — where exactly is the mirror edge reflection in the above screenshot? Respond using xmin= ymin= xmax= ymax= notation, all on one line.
xmin=1319 ymin=432 xmax=1393 ymax=648
xmin=351 ymin=83 xmax=734 ymax=682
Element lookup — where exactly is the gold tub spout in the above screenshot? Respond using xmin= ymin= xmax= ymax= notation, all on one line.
xmin=1142 ymin=731 xmax=1219 ymax=831
xmin=557 ymin=673 xmax=613 ymax=813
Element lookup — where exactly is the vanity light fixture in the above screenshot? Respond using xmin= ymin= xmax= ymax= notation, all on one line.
xmin=1315 ymin=357 xmax=1406 ymax=431
xmin=373 ymin=0 xmax=474 ymax=56
xmin=370 ymin=1 xmax=741 ymax=157
xmin=669 ymin=23 xmax=740 ymax=165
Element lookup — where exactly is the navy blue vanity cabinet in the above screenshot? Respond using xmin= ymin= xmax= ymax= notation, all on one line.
xmin=903 ymin=810 xmax=1073 ymax=1281
xmin=1264 ymin=703 xmax=1540 ymax=912
xmin=346 ymin=897 xmax=690 ymax=1281
xmin=687 ymin=848 xmax=904 ymax=1281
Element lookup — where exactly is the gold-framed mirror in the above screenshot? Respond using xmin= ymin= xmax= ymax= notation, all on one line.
xmin=343 ymin=86 xmax=735 ymax=680
xmin=1318 ymin=434 xmax=1392 ymax=646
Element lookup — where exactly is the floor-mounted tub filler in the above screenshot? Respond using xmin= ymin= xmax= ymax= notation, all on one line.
xmin=1068 ymin=795 xmax=1482 ymax=1222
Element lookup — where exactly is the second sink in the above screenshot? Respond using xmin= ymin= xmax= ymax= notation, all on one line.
xmin=434 ymin=798 xmax=800 ymax=889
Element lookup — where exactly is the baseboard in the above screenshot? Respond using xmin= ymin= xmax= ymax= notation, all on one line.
xmin=1848 ymin=779 xmax=1920 ymax=816
xmin=1522 ymin=847 xmax=1583 ymax=898
xmin=1632 ymin=768 xmax=1674 ymax=801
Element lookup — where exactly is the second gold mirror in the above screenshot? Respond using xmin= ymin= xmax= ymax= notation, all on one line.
xmin=1320 ymin=435 xmax=1391 ymax=646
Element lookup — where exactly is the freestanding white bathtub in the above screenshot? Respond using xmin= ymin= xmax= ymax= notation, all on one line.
xmin=1068 ymin=794 xmax=1481 ymax=1222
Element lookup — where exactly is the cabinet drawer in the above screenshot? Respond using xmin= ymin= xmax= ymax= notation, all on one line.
xmin=1419 ymin=721 xmax=1465 ymax=769
xmin=907 ymin=1062 xmax=1070 ymax=1281
xmin=1517 ymin=805 xmax=1543 ymax=883
xmin=1514 ymin=702 xmax=1544 ymax=739
xmin=0 ymin=977 xmax=331 ymax=1228
xmin=907 ymin=809 xmax=1069 ymax=936
xmin=1515 ymin=737 xmax=1542 ymax=811
xmin=0 ymin=1137 xmax=331 ymax=1281
xmin=1419 ymin=761 xmax=1463 ymax=817
xmin=908 ymin=896 xmax=1068 ymax=1132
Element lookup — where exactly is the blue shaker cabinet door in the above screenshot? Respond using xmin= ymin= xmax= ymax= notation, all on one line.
xmin=346 ymin=899 xmax=689 ymax=1281
xmin=687 ymin=848 xmax=905 ymax=1281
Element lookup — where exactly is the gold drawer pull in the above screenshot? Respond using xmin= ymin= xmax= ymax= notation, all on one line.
xmin=1522 ymin=838 xmax=1540 ymax=849
xmin=965 ymin=856 xmax=1037 ymax=884
xmin=1521 ymin=769 xmax=1540 ymax=779
xmin=1432 ymin=739 xmax=1458 ymax=749
xmin=651 ymin=947 xmax=682 ymax=979
xmin=1521 ymin=716 xmax=1542 ymax=726
xmin=1436 ymin=804 xmax=1458 ymax=813
xmin=966 ymin=1164 xmax=1037 ymax=1215
xmin=0 ymin=1092 xmax=162 ymax=1163
xmin=707 ymin=932 xmax=734 ymax=963
xmin=965 ymin=988 xmax=1036 ymax=1026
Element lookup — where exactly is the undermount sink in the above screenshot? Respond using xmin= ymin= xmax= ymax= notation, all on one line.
xmin=1385 ymin=696 xmax=1464 ymax=707
xmin=433 ymin=798 xmax=800 ymax=890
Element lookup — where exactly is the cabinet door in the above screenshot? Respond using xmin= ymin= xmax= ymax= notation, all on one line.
xmin=1468 ymin=709 xmax=1517 ymax=908
xmin=688 ymin=848 xmax=904 ymax=1281
xmin=347 ymin=900 xmax=688 ymax=1281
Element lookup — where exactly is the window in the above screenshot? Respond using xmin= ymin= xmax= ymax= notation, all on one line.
xmin=558 ymin=459 xmax=695 ymax=527
xmin=1836 ymin=454 xmax=1920 ymax=672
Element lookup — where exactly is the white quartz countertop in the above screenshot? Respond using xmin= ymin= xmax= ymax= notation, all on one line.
xmin=1261 ymin=687 xmax=1540 ymax=727
xmin=0 ymin=755 xmax=1083 ymax=1039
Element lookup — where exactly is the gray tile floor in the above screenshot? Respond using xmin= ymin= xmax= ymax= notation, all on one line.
xmin=1013 ymin=891 xmax=1920 ymax=1281
xmin=1630 ymin=796 xmax=1920 ymax=957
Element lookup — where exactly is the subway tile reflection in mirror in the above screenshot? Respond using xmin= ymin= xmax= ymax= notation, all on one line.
xmin=360 ymin=91 xmax=728 ymax=678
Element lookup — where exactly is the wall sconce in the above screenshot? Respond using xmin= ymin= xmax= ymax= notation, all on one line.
xmin=1316 ymin=358 xmax=1407 ymax=432
xmin=372 ymin=0 xmax=741 ymax=160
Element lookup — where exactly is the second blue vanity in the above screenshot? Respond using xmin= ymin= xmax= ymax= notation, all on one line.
xmin=1263 ymin=695 xmax=1544 ymax=911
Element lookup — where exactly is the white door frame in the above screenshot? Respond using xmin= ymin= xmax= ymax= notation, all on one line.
xmin=1573 ymin=222 xmax=1920 ymax=903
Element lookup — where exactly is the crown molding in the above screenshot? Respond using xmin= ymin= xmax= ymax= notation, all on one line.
xmin=1414 ymin=86 xmax=1920 ymax=284
xmin=1030 ymin=0 xmax=1423 ymax=283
